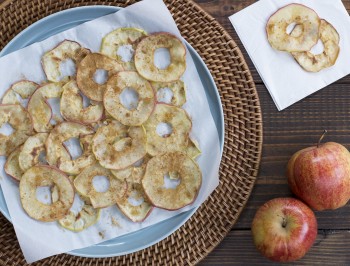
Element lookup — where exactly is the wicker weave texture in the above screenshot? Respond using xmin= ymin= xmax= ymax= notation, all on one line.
xmin=0 ymin=0 xmax=262 ymax=265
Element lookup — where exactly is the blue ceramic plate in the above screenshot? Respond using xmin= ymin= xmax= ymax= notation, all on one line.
xmin=0 ymin=6 xmax=224 ymax=258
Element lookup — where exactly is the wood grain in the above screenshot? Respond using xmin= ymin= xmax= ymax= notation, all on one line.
xmin=196 ymin=0 xmax=350 ymax=264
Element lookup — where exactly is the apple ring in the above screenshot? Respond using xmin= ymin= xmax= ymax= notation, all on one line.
xmin=104 ymin=71 xmax=155 ymax=126
xmin=134 ymin=33 xmax=186 ymax=82
xmin=46 ymin=122 xmax=95 ymax=175
xmin=143 ymin=103 xmax=191 ymax=156
xmin=116 ymin=183 xmax=153 ymax=222
xmin=4 ymin=146 xmax=24 ymax=182
xmin=0 ymin=104 xmax=34 ymax=156
xmin=60 ymin=80 xmax=104 ymax=124
xmin=92 ymin=120 xmax=146 ymax=170
xmin=142 ymin=152 xmax=202 ymax=210
xmin=2 ymin=80 xmax=38 ymax=106
xmin=100 ymin=27 xmax=147 ymax=70
xmin=74 ymin=163 xmax=127 ymax=208
xmin=266 ymin=4 xmax=320 ymax=52
xmin=152 ymin=80 xmax=186 ymax=106
xmin=291 ymin=20 xmax=340 ymax=72
xmin=18 ymin=133 xmax=48 ymax=172
xmin=76 ymin=53 xmax=123 ymax=101
xmin=42 ymin=40 xmax=90 ymax=82
xmin=27 ymin=82 xmax=65 ymax=133
xmin=19 ymin=165 xmax=74 ymax=222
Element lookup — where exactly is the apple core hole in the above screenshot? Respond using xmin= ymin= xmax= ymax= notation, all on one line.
xmin=0 ymin=122 xmax=14 ymax=136
xmin=69 ymin=194 xmax=85 ymax=215
xmin=154 ymin=48 xmax=171 ymax=69
xmin=156 ymin=122 xmax=173 ymax=138
xmin=80 ymin=91 xmax=91 ymax=108
xmin=310 ymin=39 xmax=325 ymax=55
xmin=38 ymin=150 xmax=48 ymax=165
xmin=120 ymin=87 xmax=139 ymax=111
xmin=127 ymin=189 xmax=144 ymax=207
xmin=63 ymin=137 xmax=83 ymax=160
xmin=36 ymin=186 xmax=52 ymax=205
xmin=157 ymin=87 xmax=174 ymax=104
xmin=92 ymin=175 xmax=110 ymax=193
xmin=60 ymin=58 xmax=76 ymax=80
xmin=286 ymin=22 xmax=298 ymax=35
xmin=117 ymin=44 xmax=134 ymax=63
xmin=47 ymin=97 xmax=64 ymax=125
xmin=93 ymin=69 xmax=108 ymax=85
xmin=163 ymin=172 xmax=180 ymax=189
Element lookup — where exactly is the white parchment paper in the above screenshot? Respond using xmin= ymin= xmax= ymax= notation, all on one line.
xmin=0 ymin=0 xmax=221 ymax=263
xmin=229 ymin=0 xmax=350 ymax=110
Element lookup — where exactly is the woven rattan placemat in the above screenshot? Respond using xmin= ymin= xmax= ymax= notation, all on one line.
xmin=0 ymin=0 xmax=262 ymax=265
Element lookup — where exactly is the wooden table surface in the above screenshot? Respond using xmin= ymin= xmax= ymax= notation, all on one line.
xmin=195 ymin=0 xmax=350 ymax=265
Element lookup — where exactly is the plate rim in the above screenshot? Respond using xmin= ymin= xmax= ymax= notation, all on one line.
xmin=0 ymin=5 xmax=225 ymax=258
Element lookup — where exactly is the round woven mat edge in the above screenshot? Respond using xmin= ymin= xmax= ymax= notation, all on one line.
xmin=0 ymin=0 xmax=263 ymax=265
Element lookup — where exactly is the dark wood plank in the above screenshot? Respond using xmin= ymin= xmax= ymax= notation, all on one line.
xmin=199 ymin=230 xmax=350 ymax=265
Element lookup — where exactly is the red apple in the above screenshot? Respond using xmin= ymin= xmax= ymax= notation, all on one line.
xmin=252 ymin=197 xmax=317 ymax=262
xmin=287 ymin=131 xmax=350 ymax=211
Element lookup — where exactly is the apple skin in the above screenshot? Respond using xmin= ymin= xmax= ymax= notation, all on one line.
xmin=252 ymin=197 xmax=317 ymax=262
xmin=287 ymin=142 xmax=350 ymax=211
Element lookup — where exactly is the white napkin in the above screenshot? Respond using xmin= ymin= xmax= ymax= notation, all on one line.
xmin=0 ymin=0 xmax=221 ymax=263
xmin=229 ymin=0 xmax=350 ymax=110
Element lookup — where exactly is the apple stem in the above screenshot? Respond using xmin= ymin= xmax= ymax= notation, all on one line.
xmin=282 ymin=218 xmax=287 ymax=228
xmin=317 ymin=130 xmax=327 ymax=148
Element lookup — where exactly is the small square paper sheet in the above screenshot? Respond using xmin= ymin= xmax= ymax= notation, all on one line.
xmin=229 ymin=0 xmax=350 ymax=110
xmin=0 ymin=0 xmax=221 ymax=263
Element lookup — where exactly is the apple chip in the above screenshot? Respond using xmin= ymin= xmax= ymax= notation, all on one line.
xmin=116 ymin=183 xmax=153 ymax=222
xmin=143 ymin=103 xmax=191 ymax=156
xmin=142 ymin=152 xmax=202 ymax=210
xmin=27 ymin=82 xmax=65 ymax=133
xmin=51 ymin=187 xmax=100 ymax=232
xmin=42 ymin=40 xmax=91 ymax=82
xmin=60 ymin=80 xmax=104 ymax=124
xmin=76 ymin=53 xmax=123 ymax=101
xmin=0 ymin=104 xmax=34 ymax=156
xmin=266 ymin=4 xmax=320 ymax=52
xmin=291 ymin=20 xmax=340 ymax=72
xmin=134 ymin=33 xmax=186 ymax=82
xmin=2 ymin=80 xmax=38 ymax=106
xmin=104 ymin=71 xmax=155 ymax=126
xmin=92 ymin=120 xmax=146 ymax=170
xmin=19 ymin=165 xmax=74 ymax=222
xmin=100 ymin=27 xmax=147 ymax=70
xmin=46 ymin=122 xmax=95 ymax=175
xmin=152 ymin=80 xmax=186 ymax=106
xmin=111 ymin=154 xmax=151 ymax=184
xmin=74 ymin=164 xmax=127 ymax=208
xmin=4 ymin=146 xmax=23 ymax=182
xmin=18 ymin=133 xmax=48 ymax=172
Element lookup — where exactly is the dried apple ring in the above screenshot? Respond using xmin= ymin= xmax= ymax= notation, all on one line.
xmin=46 ymin=122 xmax=95 ymax=174
xmin=104 ymin=71 xmax=155 ymax=126
xmin=266 ymin=4 xmax=320 ymax=52
xmin=116 ymin=183 xmax=153 ymax=222
xmin=134 ymin=33 xmax=186 ymax=82
xmin=60 ymin=80 xmax=104 ymax=124
xmin=291 ymin=20 xmax=340 ymax=72
xmin=4 ymin=146 xmax=23 ymax=182
xmin=111 ymin=154 xmax=151 ymax=184
xmin=27 ymin=82 xmax=64 ymax=133
xmin=18 ymin=133 xmax=48 ymax=172
xmin=0 ymin=104 xmax=34 ymax=156
xmin=74 ymin=163 xmax=127 ymax=208
xmin=142 ymin=152 xmax=202 ymax=210
xmin=76 ymin=53 xmax=123 ymax=101
xmin=19 ymin=165 xmax=74 ymax=222
xmin=92 ymin=120 xmax=146 ymax=170
xmin=42 ymin=40 xmax=91 ymax=82
xmin=143 ymin=103 xmax=191 ymax=156
xmin=100 ymin=27 xmax=147 ymax=70
xmin=2 ymin=80 xmax=39 ymax=106
xmin=152 ymin=80 xmax=186 ymax=106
